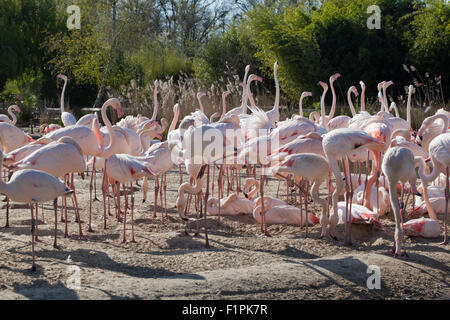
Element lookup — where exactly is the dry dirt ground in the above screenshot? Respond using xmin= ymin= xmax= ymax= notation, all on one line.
xmin=0 ymin=168 xmax=448 ymax=300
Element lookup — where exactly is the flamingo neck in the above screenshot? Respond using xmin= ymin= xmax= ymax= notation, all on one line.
xmin=361 ymin=86 xmax=366 ymax=112
xmin=197 ymin=95 xmax=204 ymax=113
xmin=320 ymin=88 xmax=329 ymax=130
xmin=347 ymin=90 xmax=357 ymax=116
xmin=382 ymin=86 xmax=389 ymax=112
xmin=169 ymin=108 xmax=179 ymax=133
xmin=101 ymin=102 xmax=115 ymax=157
xmin=151 ymin=85 xmax=158 ymax=121
xmin=60 ymin=78 xmax=67 ymax=114
xmin=273 ymin=68 xmax=280 ymax=113
xmin=242 ymin=68 xmax=250 ymax=101
xmin=0 ymin=153 xmax=14 ymax=197
xmin=8 ymin=106 xmax=17 ymax=125
xmin=406 ymin=88 xmax=412 ymax=128
xmin=221 ymin=95 xmax=227 ymax=119
xmin=328 ymin=79 xmax=337 ymax=119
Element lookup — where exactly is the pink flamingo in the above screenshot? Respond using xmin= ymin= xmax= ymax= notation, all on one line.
xmin=266 ymin=61 xmax=280 ymax=125
xmin=104 ymin=153 xmax=156 ymax=243
xmin=8 ymin=136 xmax=86 ymax=238
xmin=323 ymin=128 xmax=387 ymax=244
xmin=0 ymin=150 xmax=74 ymax=271
xmin=0 ymin=105 xmax=20 ymax=124
xmin=403 ymin=218 xmax=441 ymax=238
xmin=327 ymin=86 xmax=358 ymax=131
xmin=416 ymin=113 xmax=449 ymax=152
xmin=0 ymin=122 xmax=34 ymax=153
xmin=417 ymin=132 xmax=450 ymax=244
xmin=382 ymin=146 xmax=423 ymax=257
xmin=57 ymin=74 xmax=77 ymax=126
xmin=294 ymin=92 xmax=313 ymax=119
xmin=271 ymin=153 xmax=329 ymax=237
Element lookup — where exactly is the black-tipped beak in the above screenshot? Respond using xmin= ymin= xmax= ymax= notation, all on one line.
xmin=244 ymin=192 xmax=249 ymax=199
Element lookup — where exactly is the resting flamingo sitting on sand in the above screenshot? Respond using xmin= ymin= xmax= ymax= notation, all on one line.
xmin=252 ymin=197 xmax=320 ymax=227
xmin=402 ymin=218 xmax=440 ymax=238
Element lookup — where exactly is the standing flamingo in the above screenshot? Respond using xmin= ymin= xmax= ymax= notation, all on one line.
xmin=382 ymin=146 xmax=423 ymax=257
xmin=0 ymin=151 xmax=73 ymax=271
xmin=323 ymin=128 xmax=387 ymax=244
xmin=57 ymin=74 xmax=77 ymax=126
xmin=266 ymin=61 xmax=280 ymax=125
xmin=417 ymin=132 xmax=450 ymax=245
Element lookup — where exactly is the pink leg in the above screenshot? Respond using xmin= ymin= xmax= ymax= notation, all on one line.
xmin=30 ymin=204 xmax=36 ymax=271
xmin=440 ymin=167 xmax=449 ymax=245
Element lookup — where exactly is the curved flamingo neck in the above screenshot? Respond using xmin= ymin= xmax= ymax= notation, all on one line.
xmin=299 ymin=93 xmax=311 ymax=118
xmin=430 ymin=114 xmax=449 ymax=134
xmin=328 ymin=78 xmax=337 ymax=119
xmin=272 ymin=65 xmax=280 ymax=113
xmin=320 ymin=86 xmax=329 ymax=130
xmin=60 ymin=77 xmax=67 ymax=114
xmin=151 ymin=82 xmax=158 ymax=121
xmin=221 ymin=94 xmax=228 ymax=119
xmin=406 ymin=86 xmax=413 ymax=128
xmin=8 ymin=106 xmax=17 ymax=125
xmin=169 ymin=105 xmax=180 ymax=132
xmin=347 ymin=89 xmax=357 ymax=116
xmin=101 ymin=100 xmax=120 ymax=156
xmin=360 ymin=83 xmax=366 ymax=112
xmin=389 ymin=103 xmax=399 ymax=118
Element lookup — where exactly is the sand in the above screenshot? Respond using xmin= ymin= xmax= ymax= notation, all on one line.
xmin=0 ymin=169 xmax=448 ymax=300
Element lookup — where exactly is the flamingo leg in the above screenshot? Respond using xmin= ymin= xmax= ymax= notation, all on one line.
xmin=305 ymin=180 xmax=309 ymax=238
xmin=159 ymin=176 xmax=164 ymax=223
xmin=34 ymin=203 xmax=39 ymax=242
xmin=63 ymin=194 xmax=69 ymax=238
xmin=164 ymin=173 xmax=167 ymax=219
xmin=204 ymin=165 xmax=210 ymax=248
xmin=217 ymin=164 xmax=224 ymax=225
xmin=71 ymin=173 xmax=83 ymax=237
xmin=440 ymin=167 xmax=449 ymax=245
xmin=30 ymin=203 xmax=36 ymax=271
xmin=153 ymin=176 xmax=159 ymax=223
xmin=260 ymin=165 xmax=271 ymax=237
xmin=347 ymin=158 xmax=354 ymax=246
xmin=130 ymin=182 xmax=136 ymax=243
xmin=299 ymin=181 xmax=303 ymax=233
xmin=4 ymin=195 xmax=9 ymax=228
xmin=194 ymin=193 xmax=201 ymax=237
xmin=102 ymin=165 xmax=108 ymax=229
xmin=53 ymin=198 xmax=58 ymax=248
xmin=89 ymin=157 xmax=96 ymax=232
xmin=119 ymin=183 xmax=127 ymax=244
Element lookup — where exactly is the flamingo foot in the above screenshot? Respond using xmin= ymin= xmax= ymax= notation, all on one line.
xmin=438 ymin=240 xmax=448 ymax=245
xmin=88 ymin=227 xmax=95 ymax=233
xmin=193 ymin=232 xmax=203 ymax=238
xmin=129 ymin=238 xmax=137 ymax=243
xmin=178 ymin=231 xmax=190 ymax=237
xmin=93 ymin=197 xmax=100 ymax=202
xmin=263 ymin=230 xmax=272 ymax=237
xmin=31 ymin=265 xmax=36 ymax=272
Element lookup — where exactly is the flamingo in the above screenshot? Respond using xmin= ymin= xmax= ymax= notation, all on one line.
xmin=266 ymin=61 xmax=280 ymax=125
xmin=294 ymin=92 xmax=313 ymax=119
xmin=104 ymin=153 xmax=156 ymax=243
xmin=0 ymin=150 xmax=74 ymax=271
xmin=8 ymin=136 xmax=86 ymax=238
xmin=382 ymin=146 xmax=423 ymax=257
xmin=57 ymin=74 xmax=77 ymax=126
xmin=225 ymin=74 xmax=262 ymax=119
xmin=327 ymin=86 xmax=358 ymax=131
xmin=416 ymin=113 xmax=449 ymax=152
xmin=323 ymin=128 xmax=387 ymax=244
xmin=0 ymin=122 xmax=34 ymax=153
xmin=403 ymin=218 xmax=441 ymax=238
xmin=417 ymin=132 xmax=450 ymax=245
xmin=0 ymin=105 xmax=20 ymax=124
xmin=270 ymin=153 xmax=329 ymax=237
xmin=40 ymin=123 xmax=61 ymax=135
xmin=252 ymin=198 xmax=320 ymax=227
xmin=334 ymin=202 xmax=382 ymax=228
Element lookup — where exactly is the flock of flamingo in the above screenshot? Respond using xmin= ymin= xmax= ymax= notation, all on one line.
xmin=0 ymin=62 xmax=448 ymax=272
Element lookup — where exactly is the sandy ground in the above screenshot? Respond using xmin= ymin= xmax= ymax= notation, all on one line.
xmin=0 ymin=168 xmax=448 ymax=300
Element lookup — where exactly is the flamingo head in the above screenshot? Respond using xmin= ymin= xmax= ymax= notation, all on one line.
xmin=330 ymin=73 xmax=341 ymax=82
xmin=197 ymin=92 xmax=207 ymax=100
xmin=301 ymin=92 xmax=313 ymax=99
xmin=245 ymin=65 xmax=250 ymax=73
xmin=318 ymin=81 xmax=328 ymax=91
xmin=10 ymin=105 xmax=21 ymax=113
xmin=106 ymin=98 xmax=123 ymax=118
xmin=274 ymin=61 xmax=279 ymax=71
xmin=408 ymin=84 xmax=415 ymax=94
xmin=359 ymin=81 xmax=366 ymax=89
xmin=223 ymin=90 xmax=232 ymax=98
xmin=154 ymin=80 xmax=158 ymax=87
xmin=57 ymin=74 xmax=68 ymax=82
xmin=173 ymin=103 xmax=180 ymax=113
xmin=377 ymin=81 xmax=385 ymax=91
xmin=350 ymin=86 xmax=359 ymax=97
xmin=248 ymin=74 xmax=263 ymax=84
xmin=383 ymin=80 xmax=394 ymax=89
